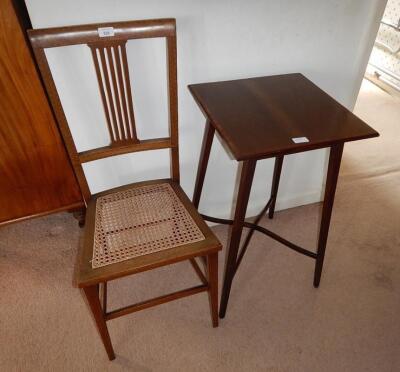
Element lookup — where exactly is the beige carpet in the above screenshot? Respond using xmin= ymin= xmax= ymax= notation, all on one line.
xmin=1 ymin=79 xmax=399 ymax=371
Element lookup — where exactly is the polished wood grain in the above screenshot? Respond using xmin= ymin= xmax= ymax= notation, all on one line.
xmin=189 ymin=74 xmax=379 ymax=160
xmin=192 ymin=120 xmax=215 ymax=208
xmin=89 ymin=40 xmax=139 ymax=143
xmin=74 ymin=179 xmax=221 ymax=287
xmin=28 ymin=18 xmax=175 ymax=48
xmin=206 ymin=252 xmax=219 ymax=327
xmin=29 ymin=19 xmax=221 ymax=360
xmin=105 ymin=284 xmax=208 ymax=321
xmin=268 ymin=155 xmax=284 ymax=219
xmin=29 ymin=18 xmax=180 ymax=204
xmin=75 ymin=178 xmax=220 ymax=359
xmin=313 ymin=143 xmax=344 ymax=287
xmin=31 ymin=47 xmax=92 ymax=202
xmin=78 ymin=138 xmax=172 ymax=163
xmin=219 ymin=160 xmax=256 ymax=318
xmin=83 ymin=285 xmax=115 ymax=360
xmin=0 ymin=0 xmax=83 ymax=225
xmin=166 ymin=33 xmax=180 ymax=183
xmin=190 ymin=73 xmax=379 ymax=319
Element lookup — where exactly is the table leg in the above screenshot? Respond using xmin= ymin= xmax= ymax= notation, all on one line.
xmin=219 ymin=160 xmax=257 ymax=318
xmin=206 ymin=252 xmax=219 ymax=328
xmin=313 ymin=143 xmax=344 ymax=287
xmin=193 ymin=119 xmax=215 ymax=208
xmin=268 ymin=155 xmax=284 ymax=219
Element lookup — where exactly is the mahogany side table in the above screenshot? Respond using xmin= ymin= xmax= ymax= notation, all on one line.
xmin=188 ymin=73 xmax=379 ymax=318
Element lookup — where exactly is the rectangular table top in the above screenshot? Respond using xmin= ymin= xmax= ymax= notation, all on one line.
xmin=189 ymin=73 xmax=379 ymax=160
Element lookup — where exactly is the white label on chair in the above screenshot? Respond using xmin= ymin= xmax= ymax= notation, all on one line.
xmin=292 ymin=137 xmax=309 ymax=144
xmin=98 ymin=27 xmax=115 ymax=37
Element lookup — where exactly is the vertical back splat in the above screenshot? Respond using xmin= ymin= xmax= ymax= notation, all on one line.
xmin=89 ymin=41 xmax=139 ymax=145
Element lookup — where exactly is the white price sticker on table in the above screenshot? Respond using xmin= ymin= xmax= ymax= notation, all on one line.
xmin=292 ymin=137 xmax=309 ymax=144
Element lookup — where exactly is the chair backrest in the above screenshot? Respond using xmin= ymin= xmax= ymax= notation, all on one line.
xmin=28 ymin=19 xmax=179 ymax=205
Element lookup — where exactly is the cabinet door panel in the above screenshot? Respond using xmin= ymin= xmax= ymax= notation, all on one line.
xmin=0 ymin=0 xmax=83 ymax=225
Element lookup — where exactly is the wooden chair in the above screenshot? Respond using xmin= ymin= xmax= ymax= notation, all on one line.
xmin=28 ymin=18 xmax=221 ymax=360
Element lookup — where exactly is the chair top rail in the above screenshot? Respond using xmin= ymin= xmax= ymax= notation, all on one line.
xmin=28 ymin=18 xmax=176 ymax=49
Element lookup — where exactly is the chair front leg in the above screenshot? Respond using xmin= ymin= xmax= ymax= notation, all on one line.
xmin=82 ymin=284 xmax=115 ymax=360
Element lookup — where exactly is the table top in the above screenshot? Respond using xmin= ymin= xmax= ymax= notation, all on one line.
xmin=188 ymin=73 xmax=379 ymax=160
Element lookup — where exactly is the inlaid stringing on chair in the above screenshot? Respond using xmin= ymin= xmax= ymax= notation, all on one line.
xmin=28 ymin=18 xmax=221 ymax=361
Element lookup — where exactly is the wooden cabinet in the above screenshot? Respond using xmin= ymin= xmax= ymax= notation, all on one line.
xmin=0 ymin=0 xmax=83 ymax=225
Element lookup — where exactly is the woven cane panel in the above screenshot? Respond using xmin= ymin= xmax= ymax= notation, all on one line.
xmin=92 ymin=183 xmax=205 ymax=268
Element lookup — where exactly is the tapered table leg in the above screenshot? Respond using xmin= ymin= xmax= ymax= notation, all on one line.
xmin=193 ymin=119 xmax=215 ymax=208
xmin=207 ymin=252 xmax=219 ymax=327
xmin=268 ymin=155 xmax=284 ymax=219
xmin=313 ymin=143 xmax=344 ymax=287
xmin=83 ymin=285 xmax=115 ymax=360
xmin=219 ymin=160 xmax=257 ymax=318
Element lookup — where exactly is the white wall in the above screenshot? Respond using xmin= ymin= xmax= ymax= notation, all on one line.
xmin=26 ymin=0 xmax=385 ymax=219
